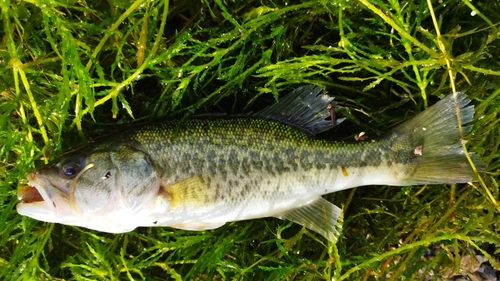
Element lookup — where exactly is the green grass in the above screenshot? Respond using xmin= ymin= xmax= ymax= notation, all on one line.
xmin=1 ymin=0 xmax=499 ymax=279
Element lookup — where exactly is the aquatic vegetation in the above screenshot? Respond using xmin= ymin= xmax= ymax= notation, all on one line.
xmin=1 ymin=0 xmax=499 ymax=279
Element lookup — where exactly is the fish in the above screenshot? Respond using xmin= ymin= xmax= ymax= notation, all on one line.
xmin=17 ymin=85 xmax=482 ymax=242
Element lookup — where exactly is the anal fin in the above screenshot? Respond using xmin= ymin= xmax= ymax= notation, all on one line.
xmin=275 ymin=197 xmax=343 ymax=243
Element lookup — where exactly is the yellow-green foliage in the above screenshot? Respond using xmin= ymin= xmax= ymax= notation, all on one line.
xmin=1 ymin=0 xmax=499 ymax=280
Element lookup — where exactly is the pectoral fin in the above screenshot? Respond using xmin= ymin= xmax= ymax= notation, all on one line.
xmin=162 ymin=176 xmax=226 ymax=231
xmin=165 ymin=176 xmax=208 ymax=207
xmin=275 ymin=197 xmax=343 ymax=242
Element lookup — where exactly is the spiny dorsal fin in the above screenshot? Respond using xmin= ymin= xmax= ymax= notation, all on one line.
xmin=254 ymin=85 xmax=344 ymax=135
xmin=275 ymin=197 xmax=343 ymax=243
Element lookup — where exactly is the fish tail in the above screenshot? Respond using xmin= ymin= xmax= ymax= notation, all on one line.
xmin=388 ymin=92 xmax=483 ymax=185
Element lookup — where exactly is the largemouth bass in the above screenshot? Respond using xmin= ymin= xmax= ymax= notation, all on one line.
xmin=17 ymin=86 xmax=481 ymax=242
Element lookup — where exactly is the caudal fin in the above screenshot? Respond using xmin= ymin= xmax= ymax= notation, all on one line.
xmin=388 ymin=92 xmax=482 ymax=185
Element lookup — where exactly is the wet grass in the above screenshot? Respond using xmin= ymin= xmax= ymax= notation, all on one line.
xmin=1 ymin=0 xmax=499 ymax=279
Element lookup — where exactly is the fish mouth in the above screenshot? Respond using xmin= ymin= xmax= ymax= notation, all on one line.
xmin=16 ymin=172 xmax=58 ymax=215
xmin=17 ymin=185 xmax=44 ymax=204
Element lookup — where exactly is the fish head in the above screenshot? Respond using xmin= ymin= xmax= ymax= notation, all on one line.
xmin=17 ymin=144 xmax=161 ymax=233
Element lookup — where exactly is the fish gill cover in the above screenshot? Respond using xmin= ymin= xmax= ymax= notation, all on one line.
xmin=0 ymin=0 xmax=499 ymax=280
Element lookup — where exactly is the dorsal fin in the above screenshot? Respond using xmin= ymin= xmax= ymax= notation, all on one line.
xmin=254 ymin=85 xmax=344 ymax=135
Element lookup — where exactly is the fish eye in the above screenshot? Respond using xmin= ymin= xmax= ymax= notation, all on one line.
xmin=60 ymin=161 xmax=82 ymax=178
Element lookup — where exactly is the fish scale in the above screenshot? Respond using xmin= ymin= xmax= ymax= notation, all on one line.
xmin=104 ymin=117 xmax=415 ymax=232
xmin=130 ymin=118 xmax=396 ymax=190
